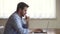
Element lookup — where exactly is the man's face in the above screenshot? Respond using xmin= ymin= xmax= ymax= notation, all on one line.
xmin=21 ymin=7 xmax=28 ymax=17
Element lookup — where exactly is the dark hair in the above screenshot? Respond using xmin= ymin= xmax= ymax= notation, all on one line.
xmin=16 ymin=2 xmax=29 ymax=12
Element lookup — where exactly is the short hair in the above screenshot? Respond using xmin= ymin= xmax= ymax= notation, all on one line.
xmin=16 ymin=2 xmax=29 ymax=11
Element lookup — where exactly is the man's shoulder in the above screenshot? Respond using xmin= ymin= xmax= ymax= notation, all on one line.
xmin=10 ymin=12 xmax=17 ymax=18
xmin=7 ymin=12 xmax=17 ymax=20
xmin=9 ymin=12 xmax=21 ymax=20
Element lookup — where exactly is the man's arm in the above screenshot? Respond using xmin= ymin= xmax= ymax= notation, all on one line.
xmin=12 ymin=15 xmax=26 ymax=34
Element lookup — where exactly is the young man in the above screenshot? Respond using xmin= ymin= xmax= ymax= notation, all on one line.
xmin=4 ymin=2 xmax=29 ymax=34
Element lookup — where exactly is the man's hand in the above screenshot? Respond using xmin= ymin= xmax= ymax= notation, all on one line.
xmin=24 ymin=15 xmax=30 ymax=27
xmin=25 ymin=15 xmax=30 ymax=23
xmin=29 ymin=28 xmax=43 ymax=33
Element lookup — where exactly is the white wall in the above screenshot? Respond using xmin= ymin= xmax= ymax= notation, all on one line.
xmin=29 ymin=0 xmax=60 ymax=29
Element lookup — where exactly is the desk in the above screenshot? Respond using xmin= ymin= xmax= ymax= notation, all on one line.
xmin=29 ymin=28 xmax=47 ymax=34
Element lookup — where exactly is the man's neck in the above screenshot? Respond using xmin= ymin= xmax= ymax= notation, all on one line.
xmin=17 ymin=11 xmax=22 ymax=18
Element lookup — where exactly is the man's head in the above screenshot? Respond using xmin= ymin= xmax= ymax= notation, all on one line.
xmin=16 ymin=2 xmax=29 ymax=17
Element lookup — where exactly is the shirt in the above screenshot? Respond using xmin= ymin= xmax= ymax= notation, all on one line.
xmin=4 ymin=12 xmax=29 ymax=34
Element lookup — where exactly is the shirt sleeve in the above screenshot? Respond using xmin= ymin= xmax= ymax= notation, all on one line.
xmin=22 ymin=18 xmax=28 ymax=28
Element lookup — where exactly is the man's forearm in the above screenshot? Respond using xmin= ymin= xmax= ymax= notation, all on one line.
xmin=26 ymin=22 xmax=29 ymax=28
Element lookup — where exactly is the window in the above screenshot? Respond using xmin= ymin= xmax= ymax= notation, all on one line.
xmin=0 ymin=0 xmax=56 ymax=19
